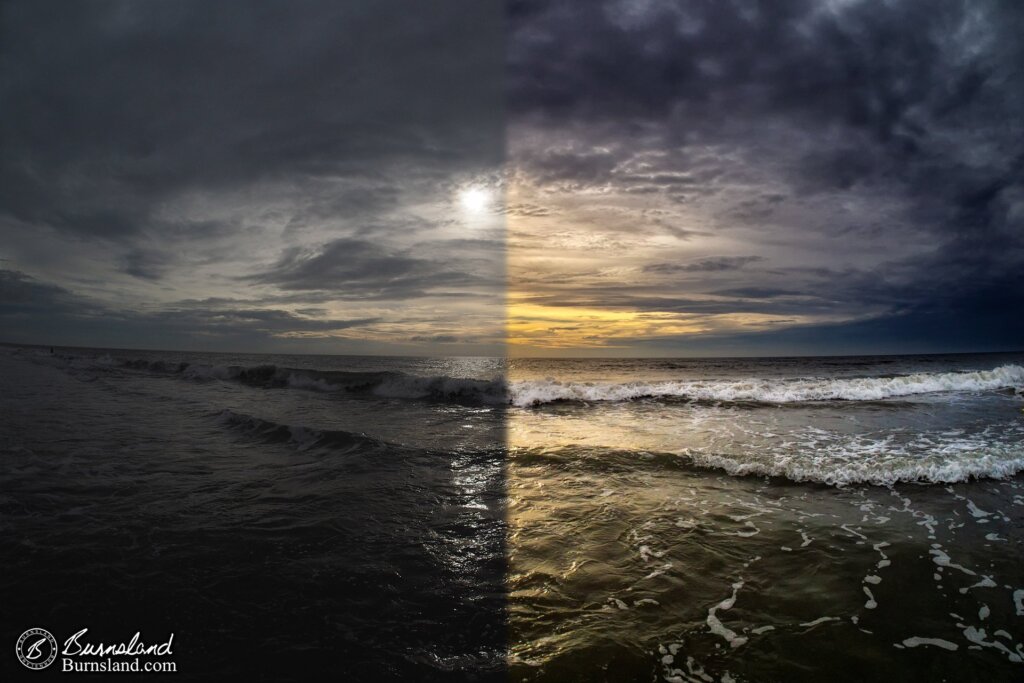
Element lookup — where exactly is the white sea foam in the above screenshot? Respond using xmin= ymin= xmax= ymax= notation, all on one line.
xmin=706 ymin=581 xmax=748 ymax=648
xmin=901 ymin=637 xmax=958 ymax=651
xmin=961 ymin=626 xmax=1024 ymax=662
xmin=863 ymin=586 xmax=877 ymax=610
xmin=509 ymin=364 xmax=1024 ymax=407
xmin=682 ymin=446 xmax=1024 ymax=486
xmin=677 ymin=423 xmax=1024 ymax=486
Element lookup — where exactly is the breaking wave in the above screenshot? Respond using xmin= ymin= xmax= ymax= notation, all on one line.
xmin=121 ymin=357 xmax=508 ymax=404
xmin=509 ymin=365 xmax=1024 ymax=407
xmin=681 ymin=437 xmax=1024 ymax=487
xmin=32 ymin=350 xmax=1024 ymax=409
xmin=516 ymin=423 xmax=1024 ymax=486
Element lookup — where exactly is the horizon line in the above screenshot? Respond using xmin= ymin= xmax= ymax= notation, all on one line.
xmin=3 ymin=340 xmax=1022 ymax=362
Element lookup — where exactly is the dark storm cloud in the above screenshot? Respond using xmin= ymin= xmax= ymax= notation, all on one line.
xmin=0 ymin=268 xmax=377 ymax=348
xmin=510 ymin=0 xmax=1024 ymax=140
xmin=1 ymin=0 xmax=503 ymax=241
xmin=121 ymin=248 xmax=174 ymax=281
xmin=249 ymin=238 xmax=496 ymax=300
xmin=527 ymin=146 xmax=619 ymax=185
xmin=520 ymin=290 xmax=840 ymax=318
xmin=144 ymin=307 xmax=378 ymax=334
xmin=711 ymin=287 xmax=801 ymax=299
xmin=509 ymin=0 xmax=1024 ymax=351
xmin=0 ymin=0 xmax=505 ymax=350
xmin=644 ymin=256 xmax=763 ymax=274
xmin=409 ymin=334 xmax=462 ymax=343
xmin=0 ymin=269 xmax=100 ymax=316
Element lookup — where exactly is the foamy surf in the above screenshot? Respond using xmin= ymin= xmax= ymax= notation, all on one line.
xmin=517 ymin=426 xmax=1024 ymax=486
xmin=682 ymin=444 xmax=1024 ymax=486
xmin=769 ymin=424 xmax=1024 ymax=485
xmin=23 ymin=349 xmax=1024 ymax=409
xmin=508 ymin=364 xmax=1024 ymax=407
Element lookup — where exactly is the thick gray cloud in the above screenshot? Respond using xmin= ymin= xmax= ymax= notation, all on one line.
xmin=1 ymin=1 xmax=504 ymax=240
xmin=0 ymin=268 xmax=95 ymax=316
xmin=644 ymin=256 xmax=764 ymax=274
xmin=0 ymin=268 xmax=378 ymax=350
xmin=3 ymin=1 xmax=1022 ymax=355
xmin=0 ymin=0 xmax=506 ymax=353
xmin=507 ymin=0 xmax=1024 ymax=353
xmin=248 ymin=237 xmax=498 ymax=300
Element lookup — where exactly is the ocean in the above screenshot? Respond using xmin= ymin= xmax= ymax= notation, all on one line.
xmin=507 ymin=354 xmax=1024 ymax=681
xmin=1 ymin=346 xmax=508 ymax=680
xmin=2 ymin=346 xmax=1023 ymax=680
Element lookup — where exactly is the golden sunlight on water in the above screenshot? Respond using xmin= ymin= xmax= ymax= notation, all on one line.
xmin=503 ymin=357 xmax=1024 ymax=681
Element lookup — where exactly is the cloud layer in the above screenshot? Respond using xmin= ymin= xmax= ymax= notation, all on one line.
xmin=2 ymin=1 xmax=1021 ymax=355
xmin=0 ymin=0 xmax=505 ymax=354
xmin=506 ymin=0 xmax=1024 ymax=354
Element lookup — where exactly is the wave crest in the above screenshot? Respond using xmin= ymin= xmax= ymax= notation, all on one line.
xmin=515 ymin=425 xmax=1024 ymax=486
xmin=120 ymin=357 xmax=507 ymax=404
xmin=509 ymin=364 xmax=1024 ymax=407
xmin=38 ymin=350 xmax=1024 ymax=409
xmin=216 ymin=409 xmax=388 ymax=452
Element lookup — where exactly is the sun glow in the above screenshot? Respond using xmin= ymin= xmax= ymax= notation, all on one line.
xmin=458 ymin=186 xmax=490 ymax=212
xmin=505 ymin=299 xmax=829 ymax=353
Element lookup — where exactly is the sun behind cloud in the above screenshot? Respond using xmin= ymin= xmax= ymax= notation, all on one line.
xmin=459 ymin=186 xmax=491 ymax=213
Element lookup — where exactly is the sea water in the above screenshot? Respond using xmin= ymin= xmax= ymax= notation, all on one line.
xmin=507 ymin=354 xmax=1024 ymax=681
xmin=3 ymin=346 xmax=1022 ymax=680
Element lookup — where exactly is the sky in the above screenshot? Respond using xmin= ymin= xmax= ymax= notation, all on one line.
xmin=506 ymin=0 xmax=1024 ymax=356
xmin=0 ymin=1 xmax=506 ymax=355
xmin=2 ymin=0 xmax=1022 ymax=357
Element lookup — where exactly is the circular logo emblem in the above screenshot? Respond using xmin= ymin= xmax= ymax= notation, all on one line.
xmin=16 ymin=628 xmax=57 ymax=670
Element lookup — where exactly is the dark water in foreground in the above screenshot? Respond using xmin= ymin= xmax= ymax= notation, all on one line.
xmin=2 ymin=346 xmax=1023 ymax=681
xmin=0 ymin=346 xmax=507 ymax=681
